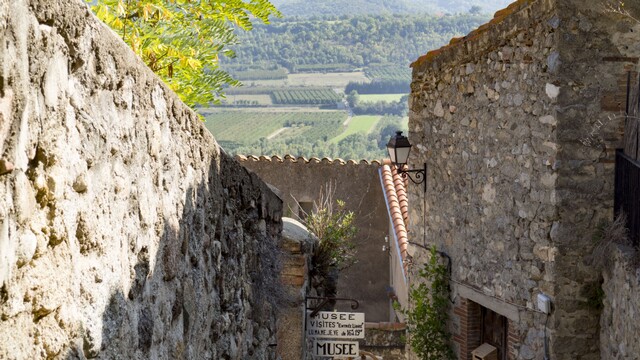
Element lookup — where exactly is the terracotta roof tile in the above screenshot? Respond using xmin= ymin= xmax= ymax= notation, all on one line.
xmin=380 ymin=164 xmax=409 ymax=279
xmin=392 ymin=166 xmax=409 ymax=224
xmin=235 ymin=154 xmax=384 ymax=166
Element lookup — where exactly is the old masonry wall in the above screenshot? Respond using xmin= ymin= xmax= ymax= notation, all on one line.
xmin=409 ymin=0 xmax=640 ymax=359
xmin=0 ymin=0 xmax=284 ymax=359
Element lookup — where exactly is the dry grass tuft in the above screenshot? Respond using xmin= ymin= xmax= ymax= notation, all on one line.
xmin=589 ymin=212 xmax=640 ymax=272
xmin=589 ymin=213 xmax=630 ymax=270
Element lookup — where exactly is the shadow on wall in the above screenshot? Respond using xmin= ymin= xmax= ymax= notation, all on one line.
xmin=61 ymin=155 xmax=284 ymax=359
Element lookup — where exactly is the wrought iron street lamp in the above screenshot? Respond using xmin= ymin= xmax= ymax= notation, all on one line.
xmin=386 ymin=131 xmax=426 ymax=193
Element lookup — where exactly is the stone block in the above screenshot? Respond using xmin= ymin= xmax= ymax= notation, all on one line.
xmin=0 ymin=159 xmax=14 ymax=175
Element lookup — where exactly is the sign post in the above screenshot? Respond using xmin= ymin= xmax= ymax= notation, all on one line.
xmin=304 ymin=296 xmax=365 ymax=359
xmin=306 ymin=311 xmax=365 ymax=339
xmin=312 ymin=340 xmax=359 ymax=358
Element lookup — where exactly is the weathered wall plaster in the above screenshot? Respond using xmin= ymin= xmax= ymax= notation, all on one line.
xmin=0 ymin=1 xmax=284 ymax=358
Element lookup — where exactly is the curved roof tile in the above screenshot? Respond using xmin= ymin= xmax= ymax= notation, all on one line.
xmin=380 ymin=164 xmax=410 ymax=277
xmin=235 ymin=154 xmax=384 ymax=166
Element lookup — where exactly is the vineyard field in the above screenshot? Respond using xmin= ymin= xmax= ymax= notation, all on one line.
xmin=271 ymin=89 xmax=342 ymax=105
xmin=365 ymin=66 xmax=411 ymax=82
xmin=226 ymin=86 xmax=329 ymax=95
xmin=202 ymin=110 xmax=348 ymax=145
xmin=241 ymin=72 xmax=369 ymax=88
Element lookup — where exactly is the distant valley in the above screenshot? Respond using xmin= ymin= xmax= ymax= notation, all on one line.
xmin=270 ymin=0 xmax=515 ymax=16
xmin=203 ymin=2 xmax=511 ymax=160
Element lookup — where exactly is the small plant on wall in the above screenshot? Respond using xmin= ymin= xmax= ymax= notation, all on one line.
xmin=399 ymin=246 xmax=455 ymax=360
xmin=301 ymin=182 xmax=358 ymax=299
xmin=588 ymin=213 xmax=637 ymax=271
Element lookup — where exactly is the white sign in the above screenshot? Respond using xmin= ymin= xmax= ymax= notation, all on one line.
xmin=307 ymin=311 xmax=365 ymax=339
xmin=312 ymin=340 xmax=359 ymax=358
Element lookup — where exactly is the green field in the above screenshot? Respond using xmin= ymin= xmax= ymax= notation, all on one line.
xmin=331 ymin=116 xmax=381 ymax=143
xmin=365 ymin=66 xmax=411 ymax=82
xmin=359 ymin=94 xmax=407 ymax=103
xmin=272 ymin=89 xmax=342 ymax=105
xmin=243 ymin=72 xmax=369 ymax=89
xmin=224 ymin=94 xmax=273 ymax=105
xmin=202 ymin=110 xmax=348 ymax=146
xmin=231 ymin=69 xmax=288 ymax=81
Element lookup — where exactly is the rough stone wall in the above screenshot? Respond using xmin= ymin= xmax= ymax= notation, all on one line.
xmin=600 ymin=245 xmax=640 ymax=359
xmin=552 ymin=0 xmax=639 ymax=359
xmin=360 ymin=322 xmax=406 ymax=360
xmin=0 ymin=1 xmax=283 ymax=359
xmin=410 ymin=1 xmax=560 ymax=358
xmin=277 ymin=218 xmax=317 ymax=360
xmin=238 ymin=156 xmax=391 ymax=322
xmin=409 ymin=0 xmax=640 ymax=359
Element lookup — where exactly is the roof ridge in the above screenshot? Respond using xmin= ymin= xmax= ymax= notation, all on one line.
xmin=235 ymin=154 xmax=383 ymax=166
xmin=380 ymin=164 xmax=409 ymax=277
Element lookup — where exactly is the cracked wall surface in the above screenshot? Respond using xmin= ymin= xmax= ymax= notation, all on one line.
xmin=0 ymin=0 xmax=283 ymax=358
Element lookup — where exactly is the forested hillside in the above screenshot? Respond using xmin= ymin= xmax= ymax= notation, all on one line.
xmin=269 ymin=0 xmax=514 ymax=17
xmin=222 ymin=13 xmax=489 ymax=70
xmin=207 ymin=3 xmax=509 ymax=160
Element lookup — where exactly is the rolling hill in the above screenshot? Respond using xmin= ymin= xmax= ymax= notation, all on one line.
xmin=269 ymin=0 xmax=515 ymax=17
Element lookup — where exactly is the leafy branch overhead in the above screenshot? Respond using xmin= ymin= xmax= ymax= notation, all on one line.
xmin=90 ymin=0 xmax=281 ymax=107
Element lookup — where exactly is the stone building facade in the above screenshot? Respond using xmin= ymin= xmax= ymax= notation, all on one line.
xmin=408 ymin=0 xmax=640 ymax=359
xmin=277 ymin=218 xmax=317 ymax=360
xmin=238 ymin=155 xmax=392 ymax=322
xmin=0 ymin=1 xmax=288 ymax=358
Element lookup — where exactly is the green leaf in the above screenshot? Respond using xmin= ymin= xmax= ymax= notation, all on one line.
xmin=89 ymin=0 xmax=281 ymax=106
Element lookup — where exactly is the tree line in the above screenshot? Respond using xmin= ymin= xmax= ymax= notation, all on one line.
xmin=271 ymin=0 xmax=511 ymax=18
xmin=221 ymin=13 xmax=489 ymax=71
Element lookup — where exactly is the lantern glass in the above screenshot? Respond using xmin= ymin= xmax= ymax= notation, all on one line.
xmin=386 ymin=131 xmax=412 ymax=166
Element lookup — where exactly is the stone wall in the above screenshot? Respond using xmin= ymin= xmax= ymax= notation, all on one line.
xmin=600 ymin=245 xmax=640 ymax=359
xmin=277 ymin=218 xmax=317 ymax=360
xmin=550 ymin=1 xmax=639 ymax=358
xmin=239 ymin=155 xmax=391 ymax=322
xmin=0 ymin=1 xmax=284 ymax=359
xmin=360 ymin=322 xmax=406 ymax=360
xmin=409 ymin=0 xmax=640 ymax=359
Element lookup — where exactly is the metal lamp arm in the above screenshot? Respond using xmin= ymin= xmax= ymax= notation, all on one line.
xmin=397 ymin=163 xmax=427 ymax=193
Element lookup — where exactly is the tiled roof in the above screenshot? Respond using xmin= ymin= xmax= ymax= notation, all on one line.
xmin=411 ymin=0 xmax=529 ymax=68
xmin=379 ymin=163 xmax=409 ymax=280
xmin=235 ymin=154 xmax=383 ymax=166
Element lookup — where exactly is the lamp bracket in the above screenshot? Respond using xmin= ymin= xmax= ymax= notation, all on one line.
xmin=397 ymin=163 xmax=427 ymax=193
